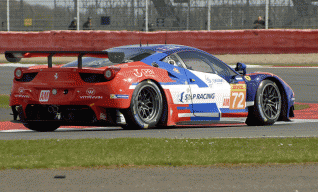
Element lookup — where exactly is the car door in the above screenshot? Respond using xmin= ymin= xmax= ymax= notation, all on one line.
xmin=201 ymin=52 xmax=248 ymax=118
xmin=176 ymin=51 xmax=227 ymax=120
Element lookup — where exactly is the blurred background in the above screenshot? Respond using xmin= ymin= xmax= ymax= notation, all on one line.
xmin=0 ymin=0 xmax=317 ymax=31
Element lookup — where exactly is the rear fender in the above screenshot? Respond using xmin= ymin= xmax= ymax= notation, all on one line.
xmin=117 ymin=63 xmax=175 ymax=102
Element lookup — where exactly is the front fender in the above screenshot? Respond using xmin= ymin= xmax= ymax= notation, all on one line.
xmin=245 ymin=72 xmax=295 ymax=120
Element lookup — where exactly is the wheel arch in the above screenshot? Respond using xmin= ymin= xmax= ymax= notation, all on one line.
xmin=264 ymin=77 xmax=289 ymax=121
xmin=246 ymin=73 xmax=292 ymax=121
xmin=144 ymin=79 xmax=169 ymax=126
xmin=123 ymin=78 xmax=171 ymax=127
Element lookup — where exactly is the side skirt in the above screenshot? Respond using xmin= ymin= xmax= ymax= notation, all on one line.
xmin=176 ymin=117 xmax=247 ymax=125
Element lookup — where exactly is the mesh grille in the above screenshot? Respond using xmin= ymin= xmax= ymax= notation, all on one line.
xmin=16 ymin=73 xmax=38 ymax=82
xmin=79 ymin=73 xmax=107 ymax=83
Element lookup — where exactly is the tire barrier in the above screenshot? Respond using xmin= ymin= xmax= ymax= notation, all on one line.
xmin=1 ymin=29 xmax=318 ymax=54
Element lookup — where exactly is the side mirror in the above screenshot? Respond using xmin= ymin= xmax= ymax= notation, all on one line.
xmin=235 ymin=62 xmax=246 ymax=75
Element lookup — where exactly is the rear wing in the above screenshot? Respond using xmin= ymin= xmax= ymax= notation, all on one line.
xmin=4 ymin=51 xmax=125 ymax=68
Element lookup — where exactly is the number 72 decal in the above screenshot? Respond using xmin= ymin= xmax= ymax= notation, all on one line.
xmin=230 ymin=84 xmax=246 ymax=109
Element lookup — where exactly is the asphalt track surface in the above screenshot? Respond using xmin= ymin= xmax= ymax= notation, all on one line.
xmin=1 ymin=65 xmax=318 ymax=191
xmin=1 ymin=164 xmax=318 ymax=192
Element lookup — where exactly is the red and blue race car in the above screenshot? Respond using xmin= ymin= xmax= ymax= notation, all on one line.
xmin=6 ymin=44 xmax=295 ymax=131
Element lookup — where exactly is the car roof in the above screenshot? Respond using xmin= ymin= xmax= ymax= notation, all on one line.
xmin=107 ymin=44 xmax=200 ymax=55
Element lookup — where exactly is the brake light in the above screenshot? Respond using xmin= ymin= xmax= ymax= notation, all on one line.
xmin=103 ymin=67 xmax=120 ymax=80
xmin=14 ymin=68 xmax=23 ymax=79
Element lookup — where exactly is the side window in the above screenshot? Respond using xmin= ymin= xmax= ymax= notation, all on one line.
xmin=177 ymin=51 xmax=214 ymax=73
xmin=162 ymin=54 xmax=184 ymax=68
xmin=203 ymin=54 xmax=237 ymax=77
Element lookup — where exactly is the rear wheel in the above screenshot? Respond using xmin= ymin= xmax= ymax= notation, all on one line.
xmin=23 ymin=122 xmax=60 ymax=132
xmin=246 ymin=80 xmax=282 ymax=126
xmin=122 ymin=80 xmax=163 ymax=130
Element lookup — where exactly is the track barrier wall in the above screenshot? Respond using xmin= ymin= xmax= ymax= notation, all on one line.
xmin=1 ymin=29 xmax=318 ymax=54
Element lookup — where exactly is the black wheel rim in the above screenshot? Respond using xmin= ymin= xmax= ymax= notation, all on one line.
xmin=261 ymin=84 xmax=281 ymax=119
xmin=136 ymin=86 xmax=159 ymax=122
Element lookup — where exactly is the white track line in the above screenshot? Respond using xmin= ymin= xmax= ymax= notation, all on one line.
xmin=0 ymin=63 xmax=36 ymax=67
xmin=1 ymin=119 xmax=318 ymax=133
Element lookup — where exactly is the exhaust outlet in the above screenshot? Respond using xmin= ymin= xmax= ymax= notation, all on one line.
xmin=48 ymin=105 xmax=59 ymax=113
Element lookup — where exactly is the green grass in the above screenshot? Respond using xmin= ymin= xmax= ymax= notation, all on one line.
xmin=0 ymin=95 xmax=10 ymax=109
xmin=294 ymin=103 xmax=310 ymax=110
xmin=0 ymin=137 xmax=317 ymax=169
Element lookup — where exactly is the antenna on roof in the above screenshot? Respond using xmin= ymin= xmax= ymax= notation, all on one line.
xmin=140 ymin=39 xmax=142 ymax=47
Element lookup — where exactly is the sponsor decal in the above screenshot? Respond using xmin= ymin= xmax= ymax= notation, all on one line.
xmin=156 ymin=45 xmax=181 ymax=51
xmin=213 ymin=79 xmax=223 ymax=83
xmin=110 ymin=94 xmax=129 ymax=99
xmin=39 ymin=90 xmax=50 ymax=102
xmin=230 ymin=84 xmax=246 ymax=109
xmin=223 ymin=97 xmax=230 ymax=107
xmin=80 ymin=95 xmax=103 ymax=99
xmin=235 ymin=76 xmax=243 ymax=80
xmin=205 ymin=77 xmax=224 ymax=85
xmin=133 ymin=69 xmax=155 ymax=77
xmin=231 ymin=84 xmax=246 ymax=91
xmin=18 ymin=87 xmax=24 ymax=93
xmin=244 ymin=76 xmax=251 ymax=81
xmin=14 ymin=95 xmax=30 ymax=98
xmin=54 ymin=73 xmax=58 ymax=80
xmin=142 ymin=69 xmax=155 ymax=76
xmin=179 ymin=92 xmax=215 ymax=103
xmin=86 ymin=88 xmax=96 ymax=95
xmin=173 ymin=68 xmax=180 ymax=73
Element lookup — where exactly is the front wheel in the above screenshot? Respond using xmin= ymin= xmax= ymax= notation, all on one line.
xmin=246 ymin=80 xmax=282 ymax=126
xmin=23 ymin=122 xmax=60 ymax=132
xmin=122 ymin=80 xmax=163 ymax=130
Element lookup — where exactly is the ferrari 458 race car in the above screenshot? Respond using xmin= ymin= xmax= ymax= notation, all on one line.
xmin=6 ymin=44 xmax=295 ymax=132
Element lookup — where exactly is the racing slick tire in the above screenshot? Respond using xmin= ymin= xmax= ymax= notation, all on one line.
xmin=23 ymin=122 xmax=60 ymax=132
xmin=245 ymin=80 xmax=282 ymax=126
xmin=121 ymin=80 xmax=163 ymax=130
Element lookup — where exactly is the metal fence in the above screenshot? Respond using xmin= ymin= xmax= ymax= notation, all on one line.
xmin=0 ymin=0 xmax=317 ymax=31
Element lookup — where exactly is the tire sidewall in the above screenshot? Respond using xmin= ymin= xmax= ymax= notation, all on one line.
xmin=130 ymin=80 xmax=163 ymax=129
xmin=255 ymin=80 xmax=281 ymax=125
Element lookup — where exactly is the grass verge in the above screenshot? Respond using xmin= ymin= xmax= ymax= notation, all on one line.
xmin=294 ymin=103 xmax=310 ymax=110
xmin=0 ymin=137 xmax=317 ymax=169
xmin=0 ymin=95 xmax=10 ymax=109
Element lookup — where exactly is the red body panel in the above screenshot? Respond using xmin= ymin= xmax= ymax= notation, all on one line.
xmin=10 ymin=62 xmax=176 ymax=122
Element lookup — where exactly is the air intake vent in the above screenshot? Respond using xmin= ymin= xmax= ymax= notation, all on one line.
xmin=16 ymin=73 xmax=38 ymax=82
xmin=79 ymin=73 xmax=107 ymax=83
